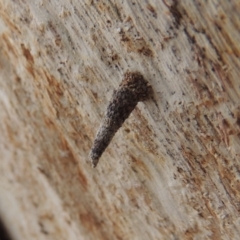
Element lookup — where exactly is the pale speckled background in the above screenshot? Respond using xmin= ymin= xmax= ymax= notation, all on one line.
xmin=0 ymin=0 xmax=240 ymax=239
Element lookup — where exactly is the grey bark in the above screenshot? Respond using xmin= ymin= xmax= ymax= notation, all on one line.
xmin=0 ymin=1 xmax=240 ymax=239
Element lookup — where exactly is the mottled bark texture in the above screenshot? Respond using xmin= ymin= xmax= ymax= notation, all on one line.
xmin=90 ymin=72 xmax=152 ymax=167
xmin=1 ymin=0 xmax=240 ymax=239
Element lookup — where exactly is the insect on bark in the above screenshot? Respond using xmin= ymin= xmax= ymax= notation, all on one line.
xmin=89 ymin=71 xmax=152 ymax=168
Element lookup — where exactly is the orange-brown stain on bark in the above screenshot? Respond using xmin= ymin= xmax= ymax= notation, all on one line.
xmin=146 ymin=4 xmax=157 ymax=18
xmin=21 ymin=43 xmax=34 ymax=64
xmin=2 ymin=33 xmax=18 ymax=57
xmin=120 ymin=31 xmax=153 ymax=57
xmin=130 ymin=154 xmax=152 ymax=180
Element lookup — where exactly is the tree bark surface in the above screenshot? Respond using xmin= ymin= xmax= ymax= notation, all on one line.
xmin=0 ymin=1 xmax=240 ymax=239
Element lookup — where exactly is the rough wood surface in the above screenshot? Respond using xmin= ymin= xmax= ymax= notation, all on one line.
xmin=0 ymin=1 xmax=240 ymax=239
